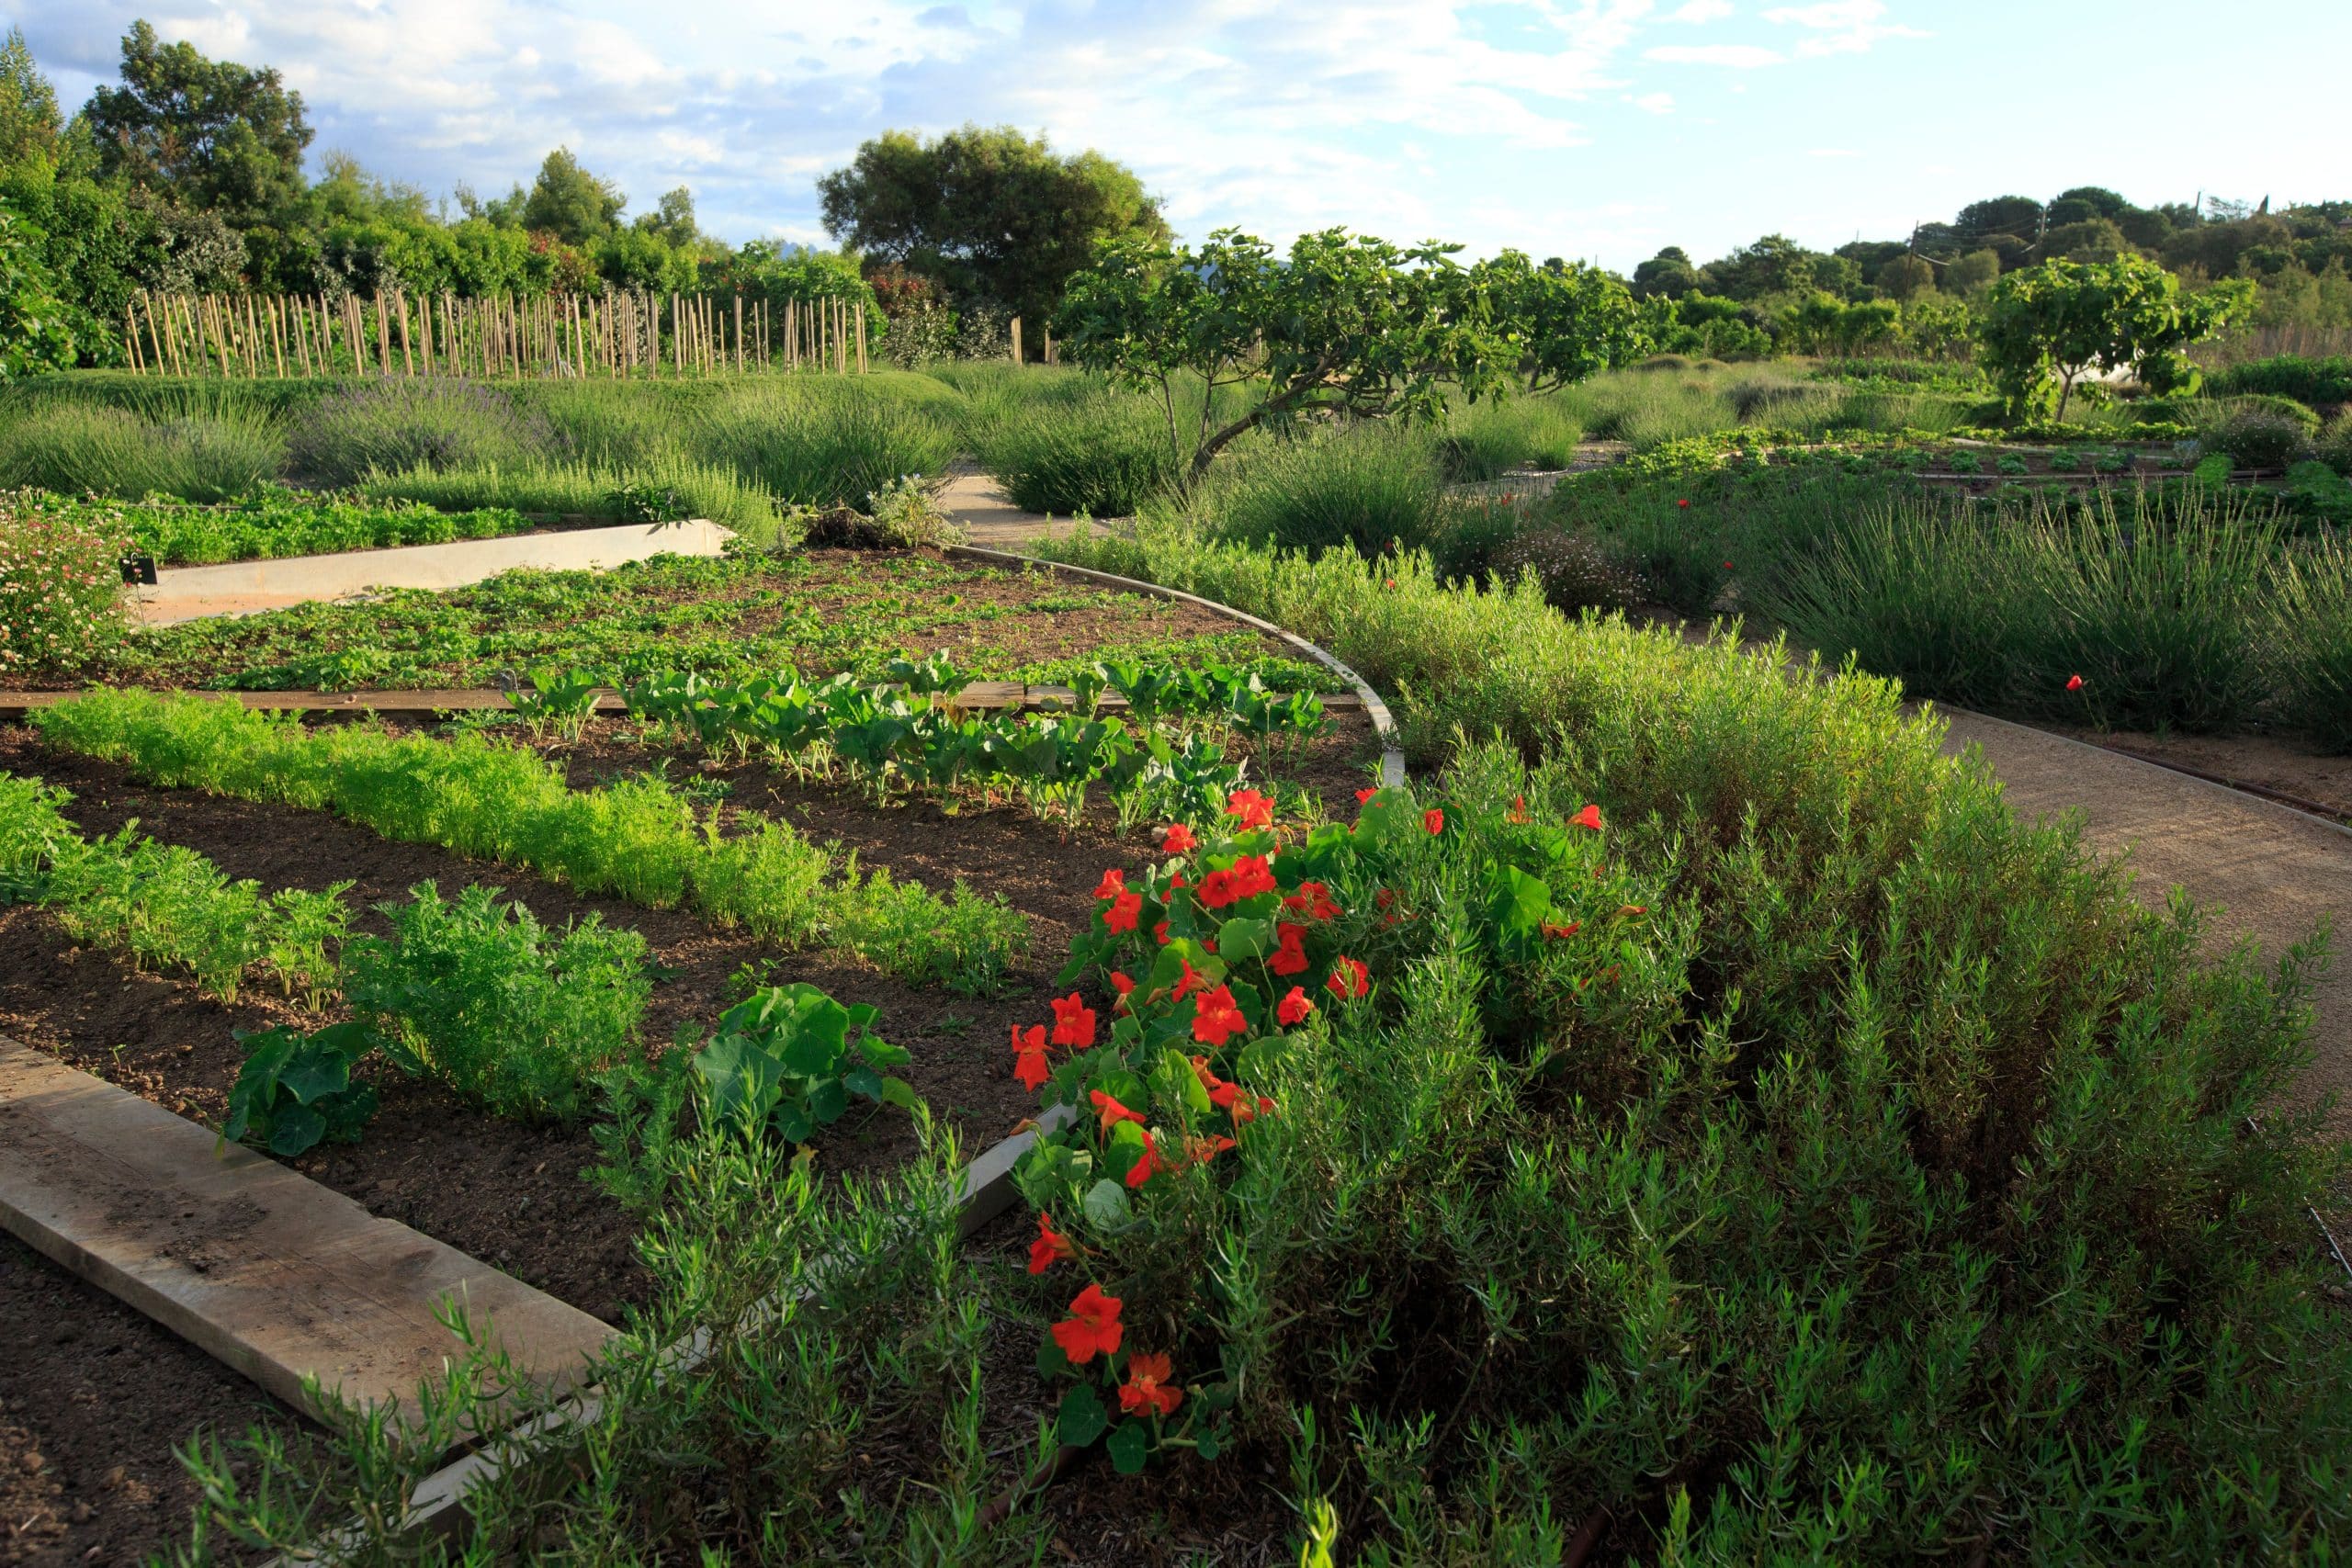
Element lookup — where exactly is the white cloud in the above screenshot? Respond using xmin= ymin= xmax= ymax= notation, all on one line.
xmin=1667 ymin=0 xmax=1735 ymax=20
xmin=1628 ymin=90 xmax=1675 ymax=113
xmin=1761 ymin=0 xmax=1927 ymax=56
xmin=1644 ymin=42 xmax=1784 ymax=66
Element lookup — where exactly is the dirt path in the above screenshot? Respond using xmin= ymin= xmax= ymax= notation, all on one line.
xmin=935 ymin=467 xmax=1109 ymax=548
xmin=1940 ymin=708 xmax=2352 ymax=1138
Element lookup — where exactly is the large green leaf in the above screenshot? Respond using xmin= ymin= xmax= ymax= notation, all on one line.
xmin=1057 ymin=1383 xmax=1109 ymax=1448
xmin=694 ymin=1032 xmax=784 ymax=1129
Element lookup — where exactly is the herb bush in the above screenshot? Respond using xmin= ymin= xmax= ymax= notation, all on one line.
xmin=0 ymin=400 xmax=282 ymax=502
xmin=1437 ymin=390 xmax=1586 ymax=479
xmin=2322 ymin=412 xmax=2352 ymax=477
xmin=2206 ymin=405 xmax=2312 ymax=470
xmin=345 ymin=881 xmax=650 ymax=1122
xmin=0 ymin=488 xmax=130 ymax=676
xmin=972 ymin=388 xmax=1177 ymax=515
xmin=286 ymin=379 xmax=562 ymax=488
xmin=2208 ymin=353 xmax=2352 ymax=407
xmin=2270 ymin=529 xmax=2352 ymax=751
xmin=1182 ymin=423 xmax=1448 ymax=559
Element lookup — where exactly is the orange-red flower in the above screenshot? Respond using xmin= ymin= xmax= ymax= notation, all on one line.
xmin=1174 ymin=956 xmax=1209 ymax=1000
xmin=1028 ymin=1212 xmax=1078 ymax=1274
xmin=1093 ymin=868 xmax=1127 ymax=901
xmin=1091 ymin=1089 xmax=1146 ymax=1134
xmin=1049 ymin=992 xmax=1098 ymax=1049
xmin=1618 ymin=903 xmax=1647 ymax=917
xmin=1192 ymin=985 xmax=1248 ymax=1046
xmin=1355 ymin=786 xmax=1377 ymax=807
xmin=1103 ymin=889 xmax=1142 ymax=934
xmin=1541 ymin=920 xmax=1581 ymax=940
xmin=1507 ymin=795 xmax=1530 ymax=825
xmin=1570 ymin=803 xmax=1603 ymax=832
xmin=1677 ymin=498 xmax=1690 ymax=509
xmin=1186 ymin=1133 xmax=1238 ymax=1166
xmin=1276 ymin=985 xmax=1316 ymax=1025
xmin=1012 ymin=1023 xmax=1050 ymax=1091
xmin=1269 ymin=920 xmax=1309 ymax=976
xmin=2066 ymin=673 xmax=2085 ymax=693
xmin=1161 ymin=822 xmax=1197 ymax=854
xmin=1154 ymin=919 xmax=1171 ymax=945
xmin=1229 ymin=1092 xmax=1274 ymax=1126
xmin=1225 ymin=789 xmax=1275 ymax=830
xmin=1424 ymin=807 xmax=1445 ymax=836
xmin=1327 ymin=956 xmax=1369 ymax=1000
xmin=1052 ymin=1283 xmax=1125 ymax=1363
xmin=1282 ymin=880 xmax=1341 ymax=921
xmin=1119 ymin=1351 xmax=1184 ymax=1417
xmin=1125 ymin=1127 xmax=1169 ymax=1188
xmin=1109 ymin=970 xmax=1136 ymax=1011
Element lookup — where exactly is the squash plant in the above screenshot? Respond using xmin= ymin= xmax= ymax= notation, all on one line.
xmin=694 ymin=982 xmax=919 ymax=1142
xmin=221 ymin=1021 xmax=381 ymax=1156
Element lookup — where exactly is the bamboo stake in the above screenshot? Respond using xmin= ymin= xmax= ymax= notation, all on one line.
xmin=141 ymin=295 xmax=166 ymax=375
xmin=855 ymin=302 xmax=867 ymax=374
xmin=240 ymin=294 xmax=259 ymax=376
xmin=268 ymin=295 xmax=287 ymax=377
xmin=1011 ymin=314 xmax=1023 ymax=365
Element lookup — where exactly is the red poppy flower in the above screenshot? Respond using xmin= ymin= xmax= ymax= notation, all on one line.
xmin=1161 ymin=822 xmax=1197 ymax=855
xmin=1125 ymin=1128 xmax=1169 ymax=1188
xmin=1028 ymin=1212 xmax=1078 ymax=1274
xmin=1093 ymin=868 xmax=1127 ymax=901
xmin=1269 ymin=921 xmax=1309 ymax=976
xmin=1276 ymin=986 xmax=1316 ymax=1025
xmin=1103 ymin=889 xmax=1143 ymax=934
xmin=1192 ymin=985 xmax=1248 ymax=1046
xmin=1282 ymin=881 xmax=1341 ymax=921
xmin=1052 ymin=1283 xmax=1125 ymax=1363
xmin=1356 ymin=786 xmax=1377 ymax=807
xmin=1049 ymin=992 xmax=1098 ymax=1049
xmin=1570 ymin=803 xmax=1603 ymax=832
xmin=1541 ymin=920 xmax=1581 ymax=940
xmin=1507 ymin=795 xmax=1530 ymax=825
xmin=1326 ymin=956 xmax=1369 ymax=1000
xmin=1119 ymin=1351 xmax=1183 ymax=1417
xmin=2066 ymin=673 xmax=2085 ymax=692
xmin=1091 ymin=1089 xmax=1146 ymax=1134
xmin=1226 ymin=789 xmax=1275 ymax=830
xmin=1109 ymin=971 xmax=1136 ymax=1012
xmin=1677 ymin=498 xmax=1690 ymax=509
xmin=1424 ymin=807 xmax=1444 ymax=836
xmin=1722 ymin=559 xmax=1734 ymax=570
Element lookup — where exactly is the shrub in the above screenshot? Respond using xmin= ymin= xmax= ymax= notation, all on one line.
xmin=2207 ymin=406 xmax=2311 ymax=470
xmin=1191 ymin=424 xmax=1448 ymax=558
xmin=0 ymin=401 xmax=281 ymax=501
xmin=974 ymin=389 xmax=1176 ymax=515
xmin=1487 ymin=526 xmax=1643 ymax=614
xmin=0 ymin=490 xmax=130 ymax=676
xmin=2270 ymin=532 xmax=2352 ymax=751
xmin=691 ymin=380 xmax=956 ymax=509
xmin=2315 ymin=412 xmax=2352 ymax=477
xmin=2207 ymin=392 xmax=2323 ymax=434
xmin=2209 ymin=353 xmax=2352 ymax=407
xmin=1439 ymin=393 xmax=1585 ymax=479
xmin=344 ymin=881 xmax=650 ymax=1122
xmin=287 ymin=379 xmax=560 ymax=487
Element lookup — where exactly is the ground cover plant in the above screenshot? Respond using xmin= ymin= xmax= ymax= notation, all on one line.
xmin=34 ymin=548 xmax=1343 ymax=694
xmin=0 ymin=486 xmax=132 ymax=676
xmin=15 ymin=486 xmax=540 ymax=566
xmin=29 ymin=688 xmax=1031 ymax=995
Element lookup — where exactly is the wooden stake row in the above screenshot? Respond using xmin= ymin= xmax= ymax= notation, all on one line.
xmin=120 ymin=290 xmax=872 ymax=379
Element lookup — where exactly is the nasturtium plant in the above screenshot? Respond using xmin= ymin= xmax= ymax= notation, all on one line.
xmin=694 ymin=982 xmax=919 ymax=1143
xmin=221 ymin=1021 xmax=381 ymax=1157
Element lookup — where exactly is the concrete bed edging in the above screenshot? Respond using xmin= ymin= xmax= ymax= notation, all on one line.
xmin=947 ymin=543 xmax=1408 ymax=790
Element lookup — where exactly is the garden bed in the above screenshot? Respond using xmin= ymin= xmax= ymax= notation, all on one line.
xmin=63 ymin=548 xmax=1344 ymax=695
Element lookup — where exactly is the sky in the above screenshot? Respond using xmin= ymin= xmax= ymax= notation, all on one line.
xmin=8 ymin=0 xmax=2348 ymax=272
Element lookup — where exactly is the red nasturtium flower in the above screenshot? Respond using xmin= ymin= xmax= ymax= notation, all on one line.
xmin=1161 ymin=822 xmax=1198 ymax=855
xmin=1269 ymin=921 xmax=1309 ymax=976
xmin=1327 ymin=956 xmax=1370 ymax=1000
xmin=1508 ymin=795 xmax=1530 ymax=825
xmin=1384 ymin=577 xmax=1397 ymax=590
xmin=1229 ymin=1091 xmax=1274 ymax=1126
xmin=1119 ymin=1351 xmax=1184 ymax=1417
xmin=1355 ymin=787 xmax=1377 ymax=807
xmin=1229 ymin=853 xmax=1277 ymax=899
xmin=1277 ymin=986 xmax=1316 ymax=1025
xmin=1678 ymin=498 xmax=1690 ymax=509
xmin=1618 ymin=903 xmax=1648 ymax=917
xmin=1125 ymin=1128 xmax=1169 ymax=1188
xmin=1193 ymin=985 xmax=1248 ymax=1046
xmin=1109 ymin=971 xmax=1136 ymax=1011
xmin=2066 ymin=673 xmax=2086 ymax=692
xmin=1197 ymin=866 xmax=1240 ymax=908
xmin=1091 ymin=1089 xmax=1146 ymax=1134
xmin=1186 ymin=1133 xmax=1238 ymax=1165
xmin=1053 ymin=1283 xmax=1125 ymax=1363
xmin=1028 ymin=1212 xmax=1078 ymax=1274
xmin=1424 ymin=807 xmax=1445 ymax=836
xmin=1571 ymin=803 xmax=1603 ymax=832
xmin=1011 ymin=1023 xmax=1050 ymax=1091
xmin=1103 ymin=889 xmax=1143 ymax=934
xmin=1226 ymin=789 xmax=1275 ymax=830
xmin=1093 ymin=868 xmax=1127 ymax=900
xmin=1049 ymin=992 xmax=1098 ymax=1049
xmin=1282 ymin=880 xmax=1341 ymax=921
xmin=1154 ymin=919 xmax=1171 ymax=945
xmin=1174 ymin=957 xmax=1209 ymax=1000
xmin=1541 ymin=920 xmax=1581 ymax=940
xmin=1374 ymin=887 xmax=1396 ymax=910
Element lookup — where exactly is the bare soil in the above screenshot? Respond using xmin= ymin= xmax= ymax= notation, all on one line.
xmin=2058 ymin=728 xmax=2352 ymax=823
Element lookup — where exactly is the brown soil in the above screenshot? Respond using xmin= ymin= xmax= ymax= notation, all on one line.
xmin=0 ymin=1234 xmax=301 ymax=1568
xmin=2058 ymin=728 xmax=2352 ymax=822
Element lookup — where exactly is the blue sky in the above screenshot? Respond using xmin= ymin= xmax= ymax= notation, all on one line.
xmin=10 ymin=0 xmax=2347 ymax=270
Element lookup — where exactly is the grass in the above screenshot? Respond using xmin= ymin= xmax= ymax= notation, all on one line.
xmin=29 ymin=690 xmax=1030 ymax=996
xmin=1168 ymin=421 xmax=1451 ymax=558
xmin=26 ymin=490 xmax=538 ymax=565
xmin=0 ymin=400 xmax=282 ymax=502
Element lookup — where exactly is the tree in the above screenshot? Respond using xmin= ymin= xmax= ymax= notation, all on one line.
xmin=632 ymin=186 xmax=699 ymax=248
xmin=1953 ymin=195 xmax=2044 ymax=247
xmin=84 ymin=21 xmax=311 ymax=228
xmin=2046 ymin=186 xmax=2132 ymax=227
xmin=1875 ymin=254 xmax=1936 ymax=300
xmin=2044 ymin=217 xmax=2130 ymax=263
xmin=0 ymin=199 xmax=74 ymax=378
xmin=1631 ymin=245 xmax=1699 ymax=299
xmin=1977 ymin=254 xmax=2252 ymax=422
xmin=1057 ymin=228 xmax=1513 ymax=485
xmin=1701 ymin=234 xmax=1821 ymax=301
xmin=1477 ymin=252 xmax=1647 ymax=391
xmin=1944 ymin=248 xmax=2003 ymax=296
xmin=519 ymin=148 xmax=625 ymax=245
xmin=819 ymin=125 xmax=1168 ymax=333
xmin=0 ymin=28 xmax=60 ymax=170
